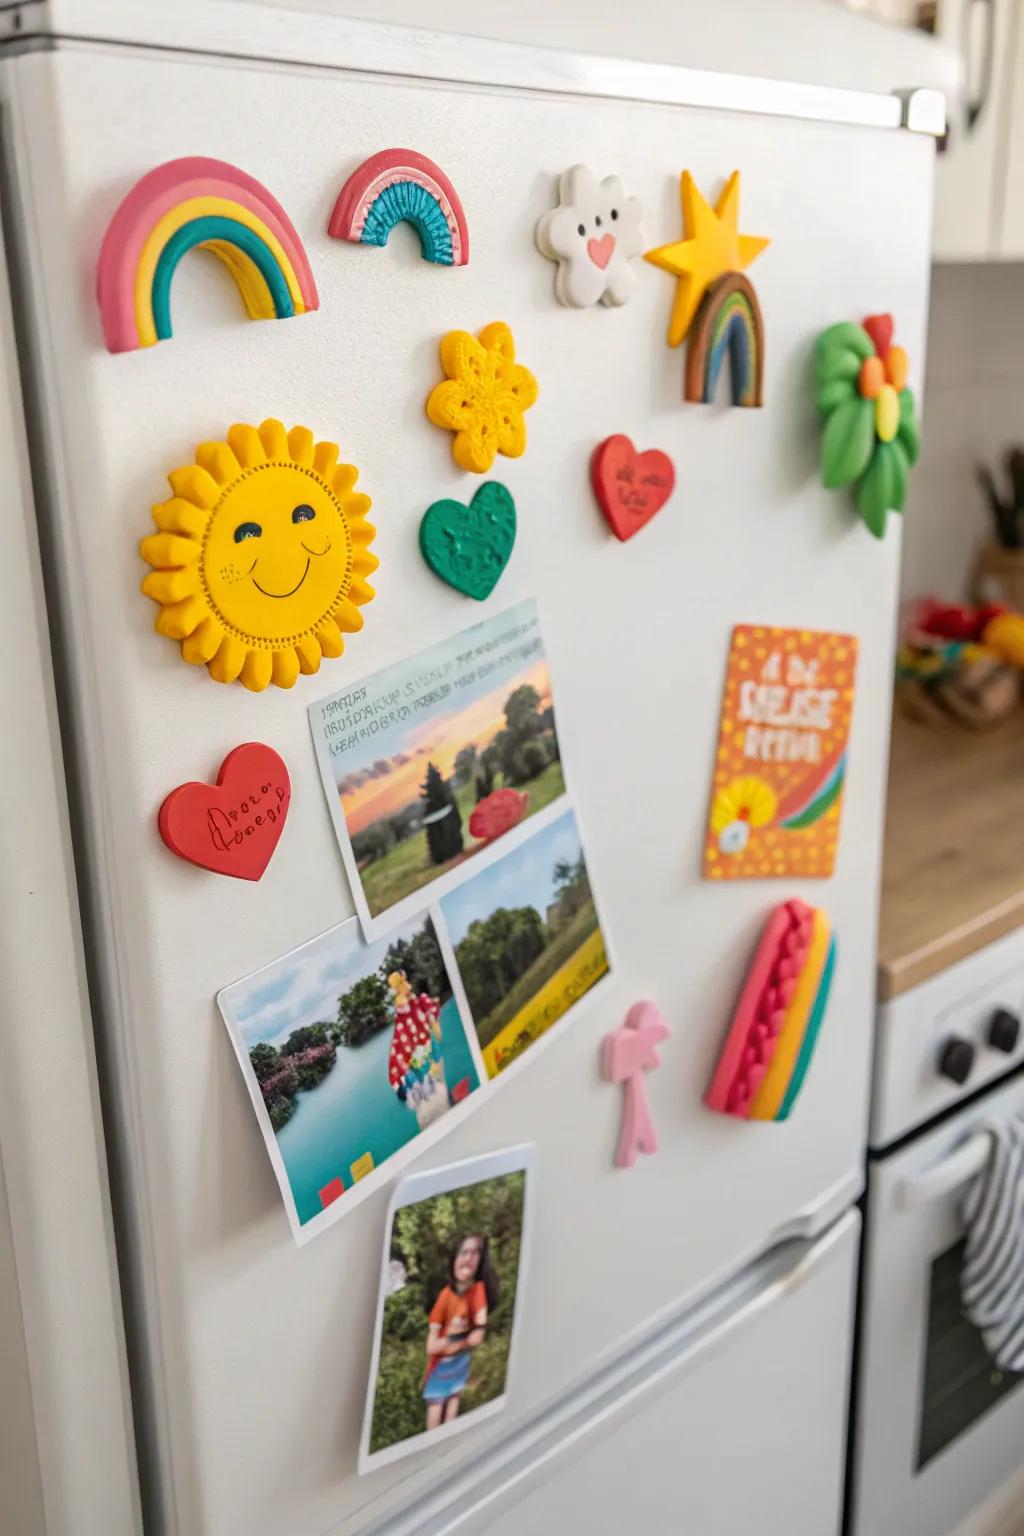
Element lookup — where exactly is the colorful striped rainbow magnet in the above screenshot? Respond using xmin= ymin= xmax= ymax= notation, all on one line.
xmin=705 ymin=899 xmax=836 ymax=1122
xmin=328 ymin=148 xmax=469 ymax=266
xmin=96 ymin=157 xmax=318 ymax=353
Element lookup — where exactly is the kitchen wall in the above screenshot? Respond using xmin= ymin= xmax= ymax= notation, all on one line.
xmin=901 ymin=263 xmax=1024 ymax=604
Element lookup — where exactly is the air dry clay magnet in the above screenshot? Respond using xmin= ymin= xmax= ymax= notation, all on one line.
xmin=535 ymin=165 xmax=645 ymax=308
xmin=158 ymin=743 xmax=290 ymax=879
xmin=705 ymin=900 xmax=836 ymax=1122
xmin=590 ymin=435 xmax=675 ymax=541
xmin=139 ymin=419 xmax=377 ymax=690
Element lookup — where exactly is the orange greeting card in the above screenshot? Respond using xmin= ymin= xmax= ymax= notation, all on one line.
xmin=704 ymin=625 xmax=858 ymax=880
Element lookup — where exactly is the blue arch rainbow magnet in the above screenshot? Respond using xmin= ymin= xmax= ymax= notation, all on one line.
xmin=328 ymin=148 xmax=469 ymax=266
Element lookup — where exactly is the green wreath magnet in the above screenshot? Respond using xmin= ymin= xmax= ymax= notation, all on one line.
xmin=816 ymin=314 xmax=920 ymax=539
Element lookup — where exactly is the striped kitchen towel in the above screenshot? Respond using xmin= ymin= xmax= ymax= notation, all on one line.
xmin=962 ymin=1119 xmax=1024 ymax=1372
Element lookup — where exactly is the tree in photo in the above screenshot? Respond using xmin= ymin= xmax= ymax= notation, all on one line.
xmin=276 ymin=1023 xmax=336 ymax=1091
xmin=335 ymin=973 xmax=393 ymax=1048
xmin=280 ymin=1023 xmax=329 ymax=1056
xmin=475 ymin=744 xmax=499 ymax=802
xmin=453 ymin=744 xmax=478 ymax=786
xmin=420 ymin=762 xmax=464 ymax=865
xmin=352 ymin=818 xmax=397 ymax=866
xmin=520 ymin=738 xmax=549 ymax=778
xmin=380 ymin=922 xmax=449 ymax=1001
xmin=249 ymin=1042 xmax=282 ymax=1083
xmin=454 ymin=906 xmax=547 ymax=1021
xmin=248 ymin=1041 xmax=301 ymax=1131
xmin=504 ymin=683 xmax=542 ymax=741
xmin=492 ymin=685 xmax=553 ymax=785
xmin=549 ymin=850 xmax=592 ymax=929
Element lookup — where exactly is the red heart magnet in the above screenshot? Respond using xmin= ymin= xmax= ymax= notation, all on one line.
xmin=158 ymin=743 xmax=290 ymax=881
xmin=590 ymin=434 xmax=675 ymax=542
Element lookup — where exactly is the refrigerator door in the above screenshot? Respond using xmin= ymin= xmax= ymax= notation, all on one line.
xmin=0 ymin=12 xmax=934 ymax=1533
xmin=0 ymin=212 xmax=140 ymax=1530
xmin=348 ymin=1211 xmax=860 ymax=1536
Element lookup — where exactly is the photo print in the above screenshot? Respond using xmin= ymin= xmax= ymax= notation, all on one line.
xmin=360 ymin=1145 xmax=533 ymax=1472
xmin=309 ymin=600 xmax=568 ymax=939
xmin=218 ymin=912 xmax=482 ymax=1243
xmin=441 ymin=805 xmax=611 ymax=1079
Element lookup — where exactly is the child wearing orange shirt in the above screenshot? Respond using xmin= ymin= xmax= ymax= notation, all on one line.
xmin=423 ymin=1233 xmax=499 ymax=1430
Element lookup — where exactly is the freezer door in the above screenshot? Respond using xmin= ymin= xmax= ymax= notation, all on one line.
xmin=349 ymin=1212 xmax=859 ymax=1536
xmin=0 ymin=21 xmax=932 ymax=1535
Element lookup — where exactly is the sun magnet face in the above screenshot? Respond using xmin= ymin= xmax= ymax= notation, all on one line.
xmin=140 ymin=419 xmax=377 ymax=691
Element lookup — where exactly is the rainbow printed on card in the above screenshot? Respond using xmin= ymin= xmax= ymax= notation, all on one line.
xmin=776 ymin=748 xmax=847 ymax=831
xmin=96 ymin=157 xmax=319 ymax=353
xmin=685 ymin=271 xmax=765 ymax=408
xmin=705 ymin=899 xmax=836 ymax=1123
xmin=328 ymin=148 xmax=469 ymax=267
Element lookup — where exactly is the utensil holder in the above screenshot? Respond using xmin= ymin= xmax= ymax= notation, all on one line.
xmin=973 ymin=541 xmax=1024 ymax=611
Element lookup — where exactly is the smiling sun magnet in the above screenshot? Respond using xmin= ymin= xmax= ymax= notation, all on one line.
xmin=139 ymin=419 xmax=378 ymax=690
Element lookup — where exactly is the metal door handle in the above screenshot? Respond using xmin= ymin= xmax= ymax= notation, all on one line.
xmin=899 ymin=1131 xmax=991 ymax=1208
xmin=965 ymin=0 xmax=996 ymax=131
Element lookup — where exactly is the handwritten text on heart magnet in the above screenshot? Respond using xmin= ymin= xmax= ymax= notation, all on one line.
xmin=158 ymin=743 xmax=290 ymax=880
xmin=590 ymin=434 xmax=675 ymax=542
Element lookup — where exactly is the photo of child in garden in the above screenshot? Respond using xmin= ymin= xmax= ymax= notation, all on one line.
xmin=364 ymin=1158 xmax=529 ymax=1464
xmin=422 ymin=1232 xmax=499 ymax=1429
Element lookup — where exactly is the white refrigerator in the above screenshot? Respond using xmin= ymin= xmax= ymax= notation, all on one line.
xmin=0 ymin=4 xmax=939 ymax=1533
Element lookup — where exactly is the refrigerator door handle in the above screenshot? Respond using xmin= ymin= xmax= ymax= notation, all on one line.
xmin=898 ymin=1132 xmax=991 ymax=1209
xmin=348 ymin=1212 xmax=858 ymax=1536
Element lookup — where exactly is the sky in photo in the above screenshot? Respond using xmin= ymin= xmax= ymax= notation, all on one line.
xmin=222 ymin=914 xmax=437 ymax=1050
xmin=340 ymin=656 xmax=553 ymax=835
xmin=440 ymin=808 xmax=586 ymax=948
xmin=310 ymin=600 xmax=555 ymax=837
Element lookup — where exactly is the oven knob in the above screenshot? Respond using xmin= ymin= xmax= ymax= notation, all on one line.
xmin=938 ymin=1038 xmax=975 ymax=1085
xmin=988 ymin=1008 xmax=1021 ymax=1054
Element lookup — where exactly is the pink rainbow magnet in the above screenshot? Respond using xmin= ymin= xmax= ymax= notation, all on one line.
xmin=328 ymin=148 xmax=469 ymax=266
xmin=705 ymin=899 xmax=837 ymax=1122
xmin=96 ymin=156 xmax=319 ymax=353
xmin=602 ymin=1000 xmax=671 ymax=1169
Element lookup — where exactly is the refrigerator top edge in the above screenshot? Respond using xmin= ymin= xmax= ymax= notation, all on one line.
xmin=0 ymin=0 xmax=947 ymax=136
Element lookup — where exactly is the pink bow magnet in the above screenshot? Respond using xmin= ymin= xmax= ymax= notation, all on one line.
xmin=602 ymin=1000 xmax=671 ymax=1169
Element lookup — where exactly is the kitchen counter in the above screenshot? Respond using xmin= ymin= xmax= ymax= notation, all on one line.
xmin=878 ymin=707 xmax=1024 ymax=999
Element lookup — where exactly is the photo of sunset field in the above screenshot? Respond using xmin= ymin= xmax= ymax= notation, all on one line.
xmin=336 ymin=652 xmax=567 ymax=918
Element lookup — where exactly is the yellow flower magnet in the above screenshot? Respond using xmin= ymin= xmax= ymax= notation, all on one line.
xmin=139 ymin=419 xmax=377 ymax=691
xmin=426 ymin=321 xmax=538 ymax=474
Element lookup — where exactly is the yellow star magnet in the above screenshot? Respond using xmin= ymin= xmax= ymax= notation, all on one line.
xmin=645 ymin=171 xmax=770 ymax=348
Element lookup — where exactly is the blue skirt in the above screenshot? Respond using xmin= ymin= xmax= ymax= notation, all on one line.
xmin=423 ymin=1350 xmax=472 ymax=1402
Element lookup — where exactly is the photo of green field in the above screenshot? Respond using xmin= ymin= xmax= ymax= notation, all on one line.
xmin=359 ymin=755 xmax=566 ymax=917
xmin=440 ymin=808 xmax=610 ymax=1078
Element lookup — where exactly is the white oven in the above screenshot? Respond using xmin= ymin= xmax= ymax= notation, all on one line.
xmin=849 ymin=929 xmax=1024 ymax=1536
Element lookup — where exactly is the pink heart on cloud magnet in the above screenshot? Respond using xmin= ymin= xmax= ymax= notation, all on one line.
xmin=535 ymin=165 xmax=645 ymax=308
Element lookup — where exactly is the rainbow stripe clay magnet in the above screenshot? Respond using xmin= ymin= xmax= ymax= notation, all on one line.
xmin=705 ymin=900 xmax=836 ymax=1122
xmin=96 ymin=157 xmax=318 ymax=352
xmin=328 ymin=148 xmax=469 ymax=266
xmin=645 ymin=169 xmax=769 ymax=408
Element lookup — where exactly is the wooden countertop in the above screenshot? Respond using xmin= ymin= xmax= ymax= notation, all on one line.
xmin=878 ymin=707 xmax=1024 ymax=999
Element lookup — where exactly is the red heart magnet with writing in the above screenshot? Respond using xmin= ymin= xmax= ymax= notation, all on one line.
xmin=590 ymin=434 xmax=675 ymax=542
xmin=158 ymin=743 xmax=290 ymax=881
